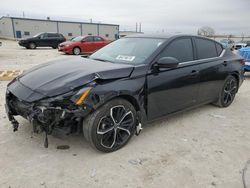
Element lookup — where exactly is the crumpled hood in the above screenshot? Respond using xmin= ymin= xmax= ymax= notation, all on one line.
xmin=14 ymin=57 xmax=134 ymax=99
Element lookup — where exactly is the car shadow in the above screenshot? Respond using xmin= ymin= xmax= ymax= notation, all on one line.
xmin=19 ymin=47 xmax=57 ymax=50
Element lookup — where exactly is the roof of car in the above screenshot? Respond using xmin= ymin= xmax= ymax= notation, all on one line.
xmin=125 ymin=34 xmax=203 ymax=39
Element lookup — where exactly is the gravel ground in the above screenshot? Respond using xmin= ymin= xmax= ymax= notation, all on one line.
xmin=0 ymin=39 xmax=63 ymax=70
xmin=0 ymin=39 xmax=250 ymax=188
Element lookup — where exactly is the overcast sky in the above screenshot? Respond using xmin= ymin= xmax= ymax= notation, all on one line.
xmin=0 ymin=0 xmax=249 ymax=35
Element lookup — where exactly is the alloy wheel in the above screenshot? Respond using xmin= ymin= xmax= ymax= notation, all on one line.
xmin=223 ymin=78 xmax=237 ymax=105
xmin=97 ymin=105 xmax=134 ymax=149
xmin=73 ymin=47 xmax=81 ymax=55
xmin=29 ymin=43 xmax=36 ymax=49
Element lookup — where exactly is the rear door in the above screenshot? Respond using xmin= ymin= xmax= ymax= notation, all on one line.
xmin=147 ymin=37 xmax=201 ymax=120
xmin=47 ymin=33 xmax=60 ymax=47
xmin=81 ymin=36 xmax=94 ymax=53
xmin=93 ymin=36 xmax=106 ymax=50
xmin=194 ymin=37 xmax=228 ymax=103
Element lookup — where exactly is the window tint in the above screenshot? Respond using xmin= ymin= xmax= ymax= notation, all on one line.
xmin=196 ymin=38 xmax=217 ymax=59
xmin=159 ymin=38 xmax=194 ymax=62
xmin=216 ymin=43 xmax=223 ymax=55
xmin=85 ymin=36 xmax=94 ymax=42
xmin=94 ymin=36 xmax=103 ymax=41
xmin=48 ymin=33 xmax=60 ymax=38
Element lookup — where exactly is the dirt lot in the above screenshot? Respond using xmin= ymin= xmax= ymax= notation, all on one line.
xmin=0 ymin=39 xmax=250 ymax=188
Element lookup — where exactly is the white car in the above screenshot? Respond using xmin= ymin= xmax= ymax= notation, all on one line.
xmin=235 ymin=41 xmax=247 ymax=50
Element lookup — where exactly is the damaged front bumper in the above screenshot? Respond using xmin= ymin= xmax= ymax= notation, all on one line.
xmin=5 ymin=90 xmax=92 ymax=147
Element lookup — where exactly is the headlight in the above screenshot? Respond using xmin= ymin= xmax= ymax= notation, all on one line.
xmin=71 ymin=87 xmax=92 ymax=105
xmin=65 ymin=44 xmax=70 ymax=47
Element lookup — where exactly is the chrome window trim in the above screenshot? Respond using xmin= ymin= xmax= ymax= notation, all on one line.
xmin=178 ymin=49 xmax=226 ymax=66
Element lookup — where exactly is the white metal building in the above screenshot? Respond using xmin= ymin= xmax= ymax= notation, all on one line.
xmin=0 ymin=16 xmax=119 ymax=40
xmin=119 ymin=31 xmax=144 ymax=38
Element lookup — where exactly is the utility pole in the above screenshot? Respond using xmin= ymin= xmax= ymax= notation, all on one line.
xmin=136 ymin=23 xmax=138 ymax=32
xmin=22 ymin=11 xmax=25 ymax=18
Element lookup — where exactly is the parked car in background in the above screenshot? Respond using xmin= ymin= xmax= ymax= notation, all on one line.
xmin=246 ymin=41 xmax=250 ymax=47
xmin=5 ymin=34 xmax=244 ymax=152
xmin=18 ymin=32 xmax=66 ymax=49
xmin=239 ymin=47 xmax=250 ymax=71
xmin=220 ymin=39 xmax=235 ymax=50
xmin=235 ymin=41 xmax=247 ymax=50
xmin=58 ymin=35 xmax=111 ymax=55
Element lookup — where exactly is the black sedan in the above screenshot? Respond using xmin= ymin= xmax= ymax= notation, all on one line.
xmin=5 ymin=34 xmax=244 ymax=152
xmin=18 ymin=32 xmax=66 ymax=49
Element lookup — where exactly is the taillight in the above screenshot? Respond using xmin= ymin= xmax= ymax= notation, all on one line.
xmin=240 ymin=58 xmax=245 ymax=65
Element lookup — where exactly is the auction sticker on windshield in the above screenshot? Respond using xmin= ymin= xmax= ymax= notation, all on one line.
xmin=116 ymin=55 xmax=135 ymax=61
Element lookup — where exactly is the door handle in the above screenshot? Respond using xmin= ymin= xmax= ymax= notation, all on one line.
xmin=190 ymin=70 xmax=199 ymax=76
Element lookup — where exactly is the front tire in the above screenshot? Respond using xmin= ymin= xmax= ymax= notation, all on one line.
xmin=83 ymin=99 xmax=136 ymax=152
xmin=73 ymin=47 xmax=81 ymax=55
xmin=29 ymin=42 xmax=36 ymax=49
xmin=213 ymin=75 xmax=238 ymax=107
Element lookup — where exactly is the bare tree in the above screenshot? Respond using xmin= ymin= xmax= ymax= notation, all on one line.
xmin=197 ymin=26 xmax=215 ymax=37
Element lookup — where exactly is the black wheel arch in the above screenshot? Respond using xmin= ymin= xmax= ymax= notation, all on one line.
xmin=84 ymin=90 xmax=147 ymax=125
xmin=29 ymin=41 xmax=36 ymax=45
xmin=230 ymin=71 xmax=240 ymax=92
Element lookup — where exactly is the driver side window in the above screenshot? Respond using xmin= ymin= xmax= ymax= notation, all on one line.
xmin=40 ymin=33 xmax=48 ymax=39
xmin=159 ymin=38 xmax=194 ymax=63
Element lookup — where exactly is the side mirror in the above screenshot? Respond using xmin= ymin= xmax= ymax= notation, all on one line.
xmin=156 ymin=57 xmax=179 ymax=68
xmin=81 ymin=39 xmax=86 ymax=43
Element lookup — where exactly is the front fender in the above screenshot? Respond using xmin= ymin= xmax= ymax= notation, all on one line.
xmin=84 ymin=76 xmax=147 ymax=124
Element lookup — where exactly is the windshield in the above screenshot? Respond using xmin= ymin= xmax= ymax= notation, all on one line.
xmin=71 ymin=36 xmax=84 ymax=41
xmin=33 ymin=33 xmax=43 ymax=37
xmin=89 ymin=38 xmax=165 ymax=64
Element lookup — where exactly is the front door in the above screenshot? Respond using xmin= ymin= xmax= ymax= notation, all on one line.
xmin=147 ymin=37 xmax=200 ymax=120
xmin=38 ymin=33 xmax=50 ymax=46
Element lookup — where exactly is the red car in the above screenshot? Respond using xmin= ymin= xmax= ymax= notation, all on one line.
xmin=58 ymin=35 xmax=111 ymax=55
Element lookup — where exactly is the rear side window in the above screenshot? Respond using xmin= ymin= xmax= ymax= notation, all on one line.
xmin=195 ymin=38 xmax=217 ymax=59
xmin=48 ymin=33 xmax=59 ymax=38
xmin=94 ymin=36 xmax=103 ymax=41
xmin=159 ymin=38 xmax=194 ymax=62
xmin=85 ymin=36 xmax=94 ymax=42
xmin=216 ymin=43 xmax=223 ymax=55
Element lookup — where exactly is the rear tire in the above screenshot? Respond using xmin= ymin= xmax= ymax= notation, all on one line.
xmin=83 ymin=99 xmax=136 ymax=152
xmin=213 ymin=75 xmax=238 ymax=107
xmin=29 ymin=42 xmax=36 ymax=49
xmin=73 ymin=47 xmax=81 ymax=55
